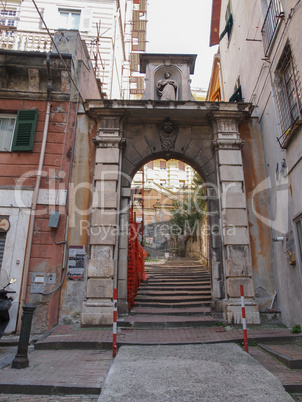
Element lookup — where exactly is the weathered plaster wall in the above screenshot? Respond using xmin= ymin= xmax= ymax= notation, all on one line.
xmin=59 ymin=112 xmax=97 ymax=326
xmin=240 ymin=118 xmax=275 ymax=310
xmin=215 ymin=0 xmax=302 ymax=326
xmin=186 ymin=216 xmax=210 ymax=266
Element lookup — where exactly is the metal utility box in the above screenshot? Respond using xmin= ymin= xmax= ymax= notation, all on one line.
xmin=48 ymin=210 xmax=60 ymax=228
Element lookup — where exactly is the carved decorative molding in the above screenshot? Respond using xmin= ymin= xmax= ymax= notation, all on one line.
xmin=212 ymin=138 xmax=244 ymax=151
xmin=93 ymin=136 xmax=126 ymax=149
xmin=157 ymin=118 xmax=178 ymax=153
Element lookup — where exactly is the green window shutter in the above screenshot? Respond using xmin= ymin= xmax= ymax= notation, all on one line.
xmin=219 ymin=13 xmax=233 ymax=42
xmin=229 ymin=85 xmax=243 ymax=102
xmin=11 ymin=109 xmax=38 ymax=151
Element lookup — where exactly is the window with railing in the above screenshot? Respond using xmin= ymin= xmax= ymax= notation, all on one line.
xmin=261 ymin=0 xmax=284 ymax=57
xmin=276 ymin=42 xmax=302 ymax=148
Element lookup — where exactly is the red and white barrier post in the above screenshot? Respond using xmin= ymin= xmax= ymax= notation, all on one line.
xmin=240 ymin=284 xmax=249 ymax=353
xmin=113 ymin=288 xmax=118 ymax=357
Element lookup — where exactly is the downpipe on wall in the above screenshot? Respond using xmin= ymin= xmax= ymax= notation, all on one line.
xmin=18 ymin=55 xmax=52 ymax=331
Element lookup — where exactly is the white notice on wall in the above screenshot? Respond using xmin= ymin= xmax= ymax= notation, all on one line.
xmin=37 ymin=189 xmax=67 ymax=206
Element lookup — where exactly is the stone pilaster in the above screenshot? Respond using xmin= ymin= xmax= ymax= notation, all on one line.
xmin=212 ymin=117 xmax=260 ymax=324
xmin=81 ymin=119 xmax=124 ymax=326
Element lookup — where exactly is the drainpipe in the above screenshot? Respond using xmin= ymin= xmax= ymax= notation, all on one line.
xmin=18 ymin=54 xmax=52 ymax=330
xmin=110 ymin=11 xmax=118 ymax=98
xmin=217 ymin=61 xmax=225 ymax=101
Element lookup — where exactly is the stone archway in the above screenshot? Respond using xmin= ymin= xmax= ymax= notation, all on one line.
xmin=81 ymin=54 xmax=260 ymax=326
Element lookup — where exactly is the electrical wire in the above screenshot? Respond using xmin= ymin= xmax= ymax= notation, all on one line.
xmin=31 ymin=0 xmax=84 ymax=103
xmin=39 ymin=229 xmax=69 ymax=295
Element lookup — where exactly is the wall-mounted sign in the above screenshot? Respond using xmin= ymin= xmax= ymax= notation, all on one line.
xmin=68 ymin=246 xmax=86 ymax=280
xmin=0 ymin=217 xmax=10 ymax=232
xmin=37 ymin=189 xmax=67 ymax=206
xmin=30 ymin=272 xmax=57 ymax=293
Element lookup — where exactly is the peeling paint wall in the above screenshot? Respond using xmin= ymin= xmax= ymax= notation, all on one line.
xmin=240 ymin=119 xmax=275 ymax=310
xmin=59 ymin=112 xmax=97 ymax=326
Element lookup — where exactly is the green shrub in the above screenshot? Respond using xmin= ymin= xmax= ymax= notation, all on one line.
xmin=291 ymin=324 xmax=301 ymax=333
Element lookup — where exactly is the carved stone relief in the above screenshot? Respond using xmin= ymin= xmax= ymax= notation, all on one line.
xmin=157 ymin=118 xmax=178 ymax=155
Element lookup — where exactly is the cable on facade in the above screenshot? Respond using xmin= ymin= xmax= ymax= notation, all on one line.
xmin=39 ymin=230 xmax=69 ymax=295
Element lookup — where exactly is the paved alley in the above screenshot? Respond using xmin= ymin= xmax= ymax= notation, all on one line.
xmin=99 ymin=343 xmax=294 ymax=402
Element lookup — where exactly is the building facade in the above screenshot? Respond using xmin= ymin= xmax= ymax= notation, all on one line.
xmin=0 ymin=31 xmax=101 ymax=333
xmin=209 ymin=0 xmax=302 ymax=326
xmin=0 ymin=0 xmax=147 ymax=99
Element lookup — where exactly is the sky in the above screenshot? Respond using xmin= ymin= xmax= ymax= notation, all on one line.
xmin=145 ymin=0 xmax=218 ymax=91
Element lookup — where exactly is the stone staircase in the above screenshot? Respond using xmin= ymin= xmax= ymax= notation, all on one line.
xmin=118 ymin=258 xmax=221 ymax=329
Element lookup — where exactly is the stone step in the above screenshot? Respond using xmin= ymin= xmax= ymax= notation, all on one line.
xmin=140 ymin=285 xmax=211 ymax=291
xmin=258 ymin=343 xmax=302 ymax=369
xmin=131 ymin=306 xmax=211 ymax=315
xmin=130 ymin=258 xmax=213 ymax=326
xmin=117 ymin=314 xmax=218 ymax=329
xmin=147 ymin=268 xmax=208 ymax=272
xmin=147 ymin=273 xmax=210 ymax=281
xmin=145 ymin=264 xmax=202 ymax=271
xmin=143 ymin=275 xmax=210 ymax=284
xmin=135 ymin=301 xmax=212 ymax=308
xmin=136 ymin=294 xmax=211 ymax=301
xmin=137 ymin=290 xmax=211 ymax=296
xmin=140 ymin=280 xmax=211 ymax=285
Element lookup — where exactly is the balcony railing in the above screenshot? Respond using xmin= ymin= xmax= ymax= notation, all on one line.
xmin=0 ymin=28 xmax=53 ymax=52
xmin=261 ymin=0 xmax=284 ymax=57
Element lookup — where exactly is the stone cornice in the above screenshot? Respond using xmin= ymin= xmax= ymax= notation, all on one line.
xmin=84 ymin=99 xmax=253 ymax=122
xmin=0 ymin=90 xmax=71 ymax=102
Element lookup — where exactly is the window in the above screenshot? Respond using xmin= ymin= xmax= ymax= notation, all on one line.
xmin=275 ymin=42 xmax=302 ymax=146
xmin=147 ymin=161 xmax=153 ymax=169
xmin=58 ymin=9 xmax=81 ymax=30
xmin=261 ymin=0 xmax=284 ymax=57
xmin=179 ymin=162 xmax=185 ymax=171
xmin=0 ymin=115 xmax=16 ymax=151
xmin=297 ymin=219 xmax=302 ymax=261
xmin=219 ymin=1 xmax=233 ymax=42
xmin=0 ymin=9 xmax=17 ymax=27
xmin=0 ymin=110 xmax=38 ymax=152
xmin=160 ymin=161 xmax=166 ymax=170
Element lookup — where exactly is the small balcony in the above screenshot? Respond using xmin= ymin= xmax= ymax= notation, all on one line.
xmin=0 ymin=27 xmax=53 ymax=52
xmin=261 ymin=0 xmax=284 ymax=57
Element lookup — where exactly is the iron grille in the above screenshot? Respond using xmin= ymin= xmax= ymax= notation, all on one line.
xmin=261 ymin=0 xmax=284 ymax=57
xmin=276 ymin=43 xmax=302 ymax=148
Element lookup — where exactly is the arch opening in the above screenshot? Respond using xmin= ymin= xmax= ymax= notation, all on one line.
xmin=124 ymin=157 xmax=215 ymax=320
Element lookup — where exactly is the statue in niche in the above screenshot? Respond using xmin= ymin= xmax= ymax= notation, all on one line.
xmin=157 ymin=72 xmax=178 ymax=101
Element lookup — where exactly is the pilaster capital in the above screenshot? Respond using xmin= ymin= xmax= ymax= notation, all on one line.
xmin=93 ymin=134 xmax=126 ymax=149
xmin=212 ymin=138 xmax=244 ymax=151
